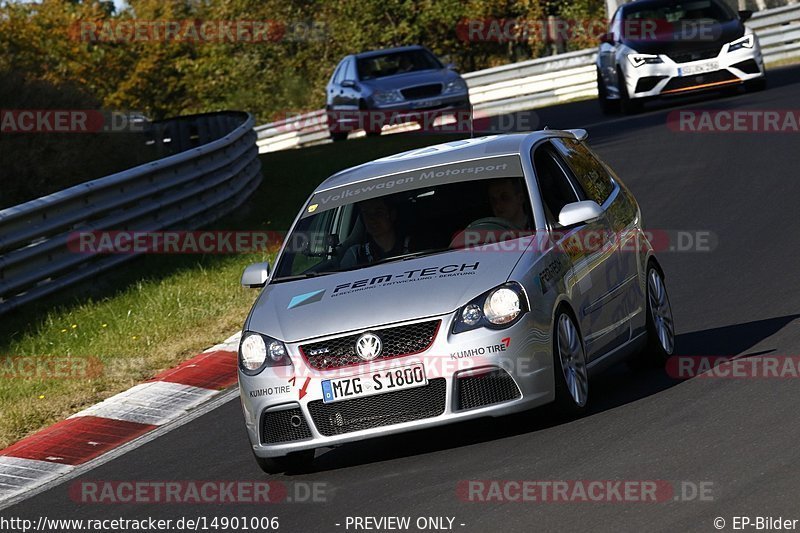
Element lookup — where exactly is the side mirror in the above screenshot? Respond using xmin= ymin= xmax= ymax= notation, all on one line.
xmin=446 ymin=62 xmax=458 ymax=72
xmin=558 ymin=201 xmax=604 ymax=227
xmin=241 ymin=262 xmax=270 ymax=288
xmin=599 ymin=32 xmax=614 ymax=44
xmin=341 ymin=80 xmax=357 ymax=89
xmin=738 ymin=10 xmax=753 ymax=22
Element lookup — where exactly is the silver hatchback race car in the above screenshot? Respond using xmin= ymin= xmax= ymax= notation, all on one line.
xmin=238 ymin=131 xmax=675 ymax=472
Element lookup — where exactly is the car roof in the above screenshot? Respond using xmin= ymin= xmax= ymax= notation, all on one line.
xmin=313 ymin=130 xmax=586 ymax=193
xmin=354 ymin=45 xmax=428 ymax=59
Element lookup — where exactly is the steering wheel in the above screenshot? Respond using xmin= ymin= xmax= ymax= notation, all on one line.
xmin=449 ymin=217 xmax=519 ymax=248
xmin=465 ymin=217 xmax=517 ymax=231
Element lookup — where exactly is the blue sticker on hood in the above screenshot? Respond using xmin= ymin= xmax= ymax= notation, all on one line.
xmin=287 ymin=289 xmax=326 ymax=309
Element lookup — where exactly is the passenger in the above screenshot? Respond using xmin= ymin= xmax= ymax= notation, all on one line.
xmin=341 ymin=197 xmax=410 ymax=268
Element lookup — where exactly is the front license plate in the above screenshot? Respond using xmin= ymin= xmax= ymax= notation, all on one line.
xmin=679 ymin=61 xmax=719 ymax=76
xmin=415 ymin=99 xmax=442 ymax=108
xmin=321 ymin=363 xmax=427 ymax=404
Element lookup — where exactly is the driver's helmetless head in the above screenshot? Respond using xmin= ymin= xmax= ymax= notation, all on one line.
xmin=359 ymin=198 xmax=396 ymax=239
xmin=488 ymin=178 xmax=527 ymax=229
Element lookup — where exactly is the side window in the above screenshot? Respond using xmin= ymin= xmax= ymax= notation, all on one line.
xmin=334 ymin=61 xmax=349 ymax=85
xmin=532 ymin=143 xmax=581 ymax=227
xmin=344 ymin=59 xmax=357 ymax=81
xmin=331 ymin=61 xmax=345 ymax=85
xmin=551 ymin=138 xmax=615 ymax=205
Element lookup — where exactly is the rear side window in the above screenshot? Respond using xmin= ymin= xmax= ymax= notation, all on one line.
xmin=551 ymin=138 xmax=616 ymax=205
xmin=532 ymin=143 xmax=582 ymax=226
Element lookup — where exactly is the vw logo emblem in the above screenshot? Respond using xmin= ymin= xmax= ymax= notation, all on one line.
xmin=355 ymin=332 xmax=382 ymax=361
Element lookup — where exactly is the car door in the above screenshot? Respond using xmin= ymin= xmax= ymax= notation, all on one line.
xmin=551 ymin=137 xmax=638 ymax=345
xmin=532 ymin=141 xmax=629 ymax=360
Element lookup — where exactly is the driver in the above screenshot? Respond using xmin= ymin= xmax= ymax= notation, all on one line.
xmin=488 ymin=178 xmax=532 ymax=230
xmin=340 ymin=197 xmax=410 ymax=268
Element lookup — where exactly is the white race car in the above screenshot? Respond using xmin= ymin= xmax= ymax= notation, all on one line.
xmin=597 ymin=0 xmax=766 ymax=113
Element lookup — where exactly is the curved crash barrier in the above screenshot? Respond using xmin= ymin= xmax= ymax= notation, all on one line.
xmin=0 ymin=111 xmax=262 ymax=315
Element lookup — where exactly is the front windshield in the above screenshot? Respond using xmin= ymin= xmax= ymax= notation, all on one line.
xmin=623 ymin=0 xmax=735 ymax=24
xmin=273 ymin=175 xmax=533 ymax=280
xmin=356 ymin=49 xmax=442 ymax=80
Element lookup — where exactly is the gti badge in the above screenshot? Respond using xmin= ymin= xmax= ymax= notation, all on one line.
xmin=355 ymin=332 xmax=382 ymax=361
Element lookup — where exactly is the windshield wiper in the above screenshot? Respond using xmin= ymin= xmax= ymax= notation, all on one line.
xmin=367 ymin=247 xmax=453 ymax=267
xmin=271 ymin=271 xmax=338 ymax=283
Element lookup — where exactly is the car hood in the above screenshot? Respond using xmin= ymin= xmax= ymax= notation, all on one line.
xmin=621 ymin=19 xmax=744 ymax=56
xmin=247 ymin=242 xmax=534 ymax=343
xmin=362 ymin=69 xmax=459 ymax=92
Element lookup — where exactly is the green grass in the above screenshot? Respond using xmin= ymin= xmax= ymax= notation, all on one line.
xmin=0 ymin=131 xmax=466 ymax=449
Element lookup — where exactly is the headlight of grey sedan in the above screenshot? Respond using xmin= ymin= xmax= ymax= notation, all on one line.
xmin=239 ymin=331 xmax=292 ymax=375
xmin=453 ymin=282 xmax=528 ymax=334
xmin=443 ymin=78 xmax=468 ymax=94
xmin=372 ymin=90 xmax=404 ymax=104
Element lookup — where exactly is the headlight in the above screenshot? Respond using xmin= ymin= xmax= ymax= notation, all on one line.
xmin=443 ymin=78 xmax=468 ymax=94
xmin=727 ymin=34 xmax=754 ymax=53
xmin=483 ymin=287 xmax=521 ymax=325
xmin=627 ymin=54 xmax=663 ymax=67
xmin=239 ymin=332 xmax=291 ymax=375
xmin=461 ymin=304 xmax=483 ymax=326
xmin=372 ymin=90 xmax=403 ymax=105
xmin=453 ymin=282 xmax=528 ymax=334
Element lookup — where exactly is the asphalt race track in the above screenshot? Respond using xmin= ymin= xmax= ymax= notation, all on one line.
xmin=7 ymin=64 xmax=800 ymax=533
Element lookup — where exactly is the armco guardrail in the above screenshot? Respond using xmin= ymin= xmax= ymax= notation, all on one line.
xmin=0 ymin=111 xmax=262 ymax=315
xmin=255 ymin=3 xmax=800 ymax=153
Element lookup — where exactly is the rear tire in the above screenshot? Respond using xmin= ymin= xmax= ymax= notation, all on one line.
xmin=552 ymin=307 xmax=589 ymax=417
xmin=631 ymin=263 xmax=675 ymax=369
xmin=254 ymin=449 xmax=315 ymax=474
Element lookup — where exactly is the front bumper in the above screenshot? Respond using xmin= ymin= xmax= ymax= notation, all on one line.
xmin=331 ymin=93 xmax=471 ymax=132
xmin=239 ymin=312 xmax=554 ymax=458
xmin=620 ymin=43 xmax=765 ymax=99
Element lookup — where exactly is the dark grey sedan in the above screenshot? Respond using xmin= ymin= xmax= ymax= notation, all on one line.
xmin=325 ymin=45 xmax=471 ymax=141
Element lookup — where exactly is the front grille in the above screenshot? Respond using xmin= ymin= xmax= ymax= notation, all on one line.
xmin=455 ymin=369 xmax=521 ymax=411
xmin=261 ymin=407 xmax=312 ymax=444
xmin=634 ymin=76 xmax=668 ymax=93
xmin=300 ymin=320 xmax=440 ymax=370
xmin=731 ymin=59 xmax=760 ymax=74
xmin=668 ymin=46 xmax=721 ymax=63
xmin=308 ymin=378 xmax=446 ymax=436
xmin=663 ymin=70 xmax=739 ymax=93
xmin=401 ymin=84 xmax=442 ymax=99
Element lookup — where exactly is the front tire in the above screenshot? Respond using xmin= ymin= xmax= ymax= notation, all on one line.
xmin=553 ymin=308 xmax=589 ymax=416
xmin=597 ymin=69 xmax=617 ymax=115
xmin=745 ymin=75 xmax=767 ymax=92
xmin=254 ymin=449 xmax=315 ymax=474
xmin=618 ymin=67 xmax=642 ymax=115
